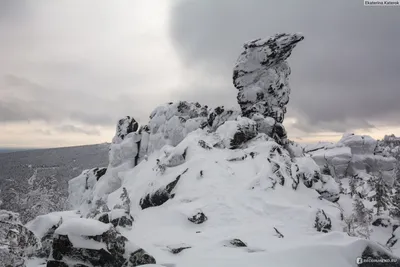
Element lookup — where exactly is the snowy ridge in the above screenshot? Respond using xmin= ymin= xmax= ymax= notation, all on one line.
xmin=15 ymin=33 xmax=400 ymax=266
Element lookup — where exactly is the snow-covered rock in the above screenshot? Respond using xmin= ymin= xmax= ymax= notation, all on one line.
xmin=309 ymin=146 xmax=352 ymax=178
xmin=216 ymin=117 xmax=258 ymax=149
xmin=25 ymin=33 xmax=400 ymax=267
xmin=306 ymin=133 xmax=397 ymax=186
xmin=0 ymin=210 xmax=40 ymax=266
xmin=338 ymin=133 xmax=377 ymax=155
xmin=67 ymin=167 xmax=107 ymax=210
xmin=48 ymin=218 xmax=156 ymax=267
xmin=233 ymin=33 xmax=304 ymax=144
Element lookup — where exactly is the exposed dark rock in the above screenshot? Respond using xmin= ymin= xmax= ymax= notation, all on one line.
xmin=36 ymin=219 xmax=63 ymax=258
xmin=115 ymin=116 xmax=139 ymax=142
xmin=188 ymin=211 xmax=208 ymax=224
xmin=198 ymin=140 xmax=212 ymax=150
xmin=46 ymin=261 xmax=70 ymax=267
xmin=93 ymin=167 xmax=107 ymax=181
xmin=129 ymin=248 xmax=156 ymax=266
xmin=372 ymin=218 xmax=391 ymax=228
xmin=140 ymin=169 xmax=188 ymax=210
xmin=230 ymin=125 xmax=258 ymax=149
xmin=169 ymin=246 xmax=192 ymax=254
xmin=49 ymin=222 xmax=155 ymax=267
xmin=314 ymin=209 xmax=332 ymax=233
xmin=316 ymin=189 xmax=340 ymax=203
xmin=110 ymin=214 xmax=134 ymax=229
xmin=229 ymin=239 xmax=247 ymax=248
xmin=218 ymin=118 xmax=258 ymax=149
xmin=207 ymin=107 xmax=239 ymax=131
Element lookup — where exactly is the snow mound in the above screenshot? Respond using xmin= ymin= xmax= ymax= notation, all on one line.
xmin=55 ymin=218 xmax=111 ymax=236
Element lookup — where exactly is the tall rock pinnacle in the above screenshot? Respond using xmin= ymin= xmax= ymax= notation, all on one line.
xmin=233 ymin=33 xmax=304 ymax=144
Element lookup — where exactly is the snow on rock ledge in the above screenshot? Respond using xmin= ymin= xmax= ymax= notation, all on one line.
xmin=48 ymin=218 xmax=156 ymax=267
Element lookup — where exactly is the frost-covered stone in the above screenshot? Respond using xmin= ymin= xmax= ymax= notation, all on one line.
xmin=0 ymin=210 xmax=40 ymax=265
xmin=309 ymin=146 xmax=352 ymax=178
xmin=306 ymin=133 xmax=397 ymax=187
xmin=67 ymin=167 xmax=107 ymax=211
xmin=48 ymin=218 xmax=155 ymax=267
xmin=147 ymin=101 xmax=209 ymax=153
xmin=207 ymin=106 xmax=240 ymax=131
xmin=188 ymin=211 xmax=208 ymax=224
xmin=338 ymin=133 xmax=377 ymax=155
xmin=140 ymin=169 xmax=188 ymax=210
xmin=96 ymin=209 xmax=134 ymax=229
xmin=113 ymin=116 xmax=139 ymax=144
xmin=216 ymin=117 xmax=258 ymax=149
xmin=233 ymin=33 xmax=304 ymax=144
xmin=314 ymin=209 xmax=332 ymax=233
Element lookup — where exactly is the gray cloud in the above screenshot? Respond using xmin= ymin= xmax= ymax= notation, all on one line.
xmin=169 ymin=0 xmax=400 ymax=134
xmin=1 ymin=74 xmax=149 ymax=126
xmin=54 ymin=125 xmax=100 ymax=136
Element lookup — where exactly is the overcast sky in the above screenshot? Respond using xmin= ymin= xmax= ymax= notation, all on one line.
xmin=1 ymin=0 xmax=400 ymax=148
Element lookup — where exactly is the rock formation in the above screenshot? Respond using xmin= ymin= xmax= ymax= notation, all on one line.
xmin=233 ymin=33 xmax=304 ymax=144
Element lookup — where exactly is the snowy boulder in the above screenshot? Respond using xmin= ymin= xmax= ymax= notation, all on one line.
xmin=372 ymin=217 xmax=392 ymax=228
xmin=308 ymin=146 xmax=352 ymax=178
xmin=233 ymin=33 xmax=304 ymax=144
xmin=147 ymin=101 xmax=209 ymax=153
xmin=35 ymin=218 xmax=63 ymax=258
xmin=338 ymin=133 xmax=377 ymax=155
xmin=48 ymin=218 xmax=155 ymax=266
xmin=97 ymin=209 xmax=134 ymax=229
xmin=0 ymin=210 xmax=40 ymax=265
xmin=216 ymin=117 xmax=258 ymax=149
xmin=314 ymin=209 xmax=332 ymax=233
xmin=188 ymin=211 xmax=208 ymax=224
xmin=67 ymin=167 xmax=107 ymax=210
xmin=207 ymin=106 xmax=240 ymax=131
xmin=112 ymin=116 xmax=140 ymax=144
xmin=140 ymin=169 xmax=188 ymax=210
xmin=295 ymin=157 xmax=340 ymax=202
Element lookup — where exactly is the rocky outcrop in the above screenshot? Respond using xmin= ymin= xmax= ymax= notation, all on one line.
xmin=97 ymin=209 xmax=134 ymax=229
xmin=314 ymin=209 xmax=332 ymax=233
xmin=307 ymin=133 xmax=397 ymax=186
xmin=140 ymin=169 xmax=188 ymax=210
xmin=216 ymin=117 xmax=258 ymax=149
xmin=67 ymin=167 xmax=107 ymax=211
xmin=47 ymin=218 xmax=155 ymax=267
xmin=233 ymin=33 xmax=304 ymax=144
xmin=188 ymin=211 xmax=208 ymax=224
xmin=0 ymin=210 xmax=40 ymax=266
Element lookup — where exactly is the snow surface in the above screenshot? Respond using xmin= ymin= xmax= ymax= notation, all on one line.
xmin=25 ymin=210 xmax=80 ymax=239
xmin=55 ymin=218 xmax=111 ymax=236
xmin=91 ymin=129 xmax=392 ymax=267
